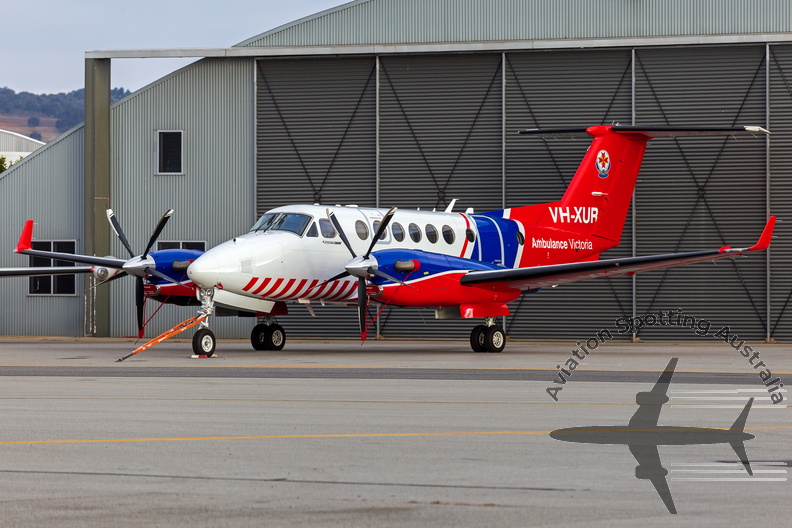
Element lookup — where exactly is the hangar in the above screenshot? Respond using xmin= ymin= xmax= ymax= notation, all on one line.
xmin=1 ymin=0 xmax=791 ymax=343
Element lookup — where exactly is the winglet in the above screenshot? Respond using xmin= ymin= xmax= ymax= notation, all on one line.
xmin=748 ymin=217 xmax=776 ymax=252
xmin=15 ymin=220 xmax=34 ymax=253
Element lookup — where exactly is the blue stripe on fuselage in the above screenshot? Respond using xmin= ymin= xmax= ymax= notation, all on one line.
xmin=471 ymin=213 xmax=520 ymax=268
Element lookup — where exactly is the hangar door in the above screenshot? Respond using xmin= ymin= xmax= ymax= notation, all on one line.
xmin=256 ymin=46 xmax=777 ymax=342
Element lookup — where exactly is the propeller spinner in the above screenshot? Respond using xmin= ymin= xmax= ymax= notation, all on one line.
xmin=325 ymin=207 xmax=404 ymax=340
xmin=105 ymin=209 xmax=178 ymax=337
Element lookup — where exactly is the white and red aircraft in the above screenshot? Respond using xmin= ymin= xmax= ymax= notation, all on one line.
xmin=178 ymin=124 xmax=775 ymax=356
xmin=9 ymin=125 xmax=775 ymax=357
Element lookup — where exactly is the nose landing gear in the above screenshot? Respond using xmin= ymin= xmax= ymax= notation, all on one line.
xmin=191 ymin=288 xmax=217 ymax=357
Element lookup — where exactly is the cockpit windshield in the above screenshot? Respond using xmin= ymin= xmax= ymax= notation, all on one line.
xmin=250 ymin=213 xmax=280 ymax=233
xmin=271 ymin=213 xmax=313 ymax=236
xmin=250 ymin=212 xmax=313 ymax=236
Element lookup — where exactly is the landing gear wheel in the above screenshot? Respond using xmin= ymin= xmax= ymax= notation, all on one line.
xmin=470 ymin=325 xmax=488 ymax=353
xmin=484 ymin=325 xmax=506 ymax=353
xmin=251 ymin=323 xmax=270 ymax=351
xmin=265 ymin=324 xmax=286 ymax=351
xmin=192 ymin=328 xmax=216 ymax=356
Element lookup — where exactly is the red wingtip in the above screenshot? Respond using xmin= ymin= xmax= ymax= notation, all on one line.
xmin=15 ymin=220 xmax=34 ymax=253
xmin=748 ymin=216 xmax=776 ymax=252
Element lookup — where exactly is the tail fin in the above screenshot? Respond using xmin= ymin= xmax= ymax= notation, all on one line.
xmin=512 ymin=125 xmax=770 ymax=244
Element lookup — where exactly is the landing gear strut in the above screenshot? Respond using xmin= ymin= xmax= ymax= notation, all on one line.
xmin=469 ymin=318 xmax=505 ymax=353
xmin=250 ymin=319 xmax=286 ymax=351
xmin=192 ymin=288 xmax=217 ymax=356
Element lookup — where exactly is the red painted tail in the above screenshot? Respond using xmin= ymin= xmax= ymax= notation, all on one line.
xmin=512 ymin=125 xmax=649 ymax=245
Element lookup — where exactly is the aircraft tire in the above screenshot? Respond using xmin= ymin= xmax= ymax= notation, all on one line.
xmin=485 ymin=325 xmax=506 ymax=353
xmin=266 ymin=324 xmax=286 ymax=351
xmin=192 ymin=328 xmax=216 ymax=356
xmin=470 ymin=325 xmax=488 ymax=353
xmin=250 ymin=323 xmax=270 ymax=351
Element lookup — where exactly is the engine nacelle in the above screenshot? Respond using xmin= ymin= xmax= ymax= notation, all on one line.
xmin=93 ymin=266 xmax=122 ymax=283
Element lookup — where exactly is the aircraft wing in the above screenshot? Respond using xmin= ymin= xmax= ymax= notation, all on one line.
xmin=460 ymin=217 xmax=775 ymax=292
xmin=629 ymin=443 xmax=677 ymax=514
xmin=0 ymin=266 xmax=93 ymax=277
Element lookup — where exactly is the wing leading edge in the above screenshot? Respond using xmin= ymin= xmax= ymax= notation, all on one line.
xmin=460 ymin=217 xmax=775 ymax=292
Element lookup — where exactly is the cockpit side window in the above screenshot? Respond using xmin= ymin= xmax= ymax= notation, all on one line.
xmin=250 ymin=213 xmax=280 ymax=233
xmin=271 ymin=213 xmax=313 ymax=236
xmin=319 ymin=219 xmax=336 ymax=238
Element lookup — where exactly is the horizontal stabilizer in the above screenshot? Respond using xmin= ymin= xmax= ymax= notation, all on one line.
xmin=518 ymin=125 xmax=769 ymax=138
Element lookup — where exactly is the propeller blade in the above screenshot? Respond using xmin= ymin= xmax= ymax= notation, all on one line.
xmin=313 ymin=271 xmax=351 ymax=290
xmin=135 ymin=276 xmax=145 ymax=338
xmin=368 ymin=267 xmax=412 ymax=287
xmin=357 ymin=278 xmax=368 ymax=340
xmin=327 ymin=209 xmax=356 ymax=258
xmin=142 ymin=209 xmax=174 ymax=258
xmin=144 ymin=267 xmax=179 ymax=284
xmin=363 ymin=207 xmax=397 ymax=258
xmin=106 ymin=209 xmax=136 ymax=258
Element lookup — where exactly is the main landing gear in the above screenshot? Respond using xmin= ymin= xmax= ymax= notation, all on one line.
xmin=470 ymin=318 xmax=506 ymax=353
xmin=251 ymin=319 xmax=286 ymax=351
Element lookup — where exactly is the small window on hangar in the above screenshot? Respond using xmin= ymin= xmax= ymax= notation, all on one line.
xmin=158 ymin=131 xmax=183 ymax=174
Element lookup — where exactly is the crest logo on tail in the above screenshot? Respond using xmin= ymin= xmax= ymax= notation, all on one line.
xmin=596 ymin=149 xmax=611 ymax=178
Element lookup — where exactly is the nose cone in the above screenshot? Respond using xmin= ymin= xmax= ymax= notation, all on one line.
xmin=187 ymin=253 xmax=220 ymax=289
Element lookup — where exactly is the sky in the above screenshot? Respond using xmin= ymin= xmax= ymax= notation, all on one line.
xmin=2 ymin=0 xmax=349 ymax=94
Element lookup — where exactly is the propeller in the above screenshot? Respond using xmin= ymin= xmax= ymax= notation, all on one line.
xmin=105 ymin=209 xmax=177 ymax=337
xmin=324 ymin=207 xmax=404 ymax=339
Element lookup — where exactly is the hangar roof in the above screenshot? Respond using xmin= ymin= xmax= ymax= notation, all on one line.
xmin=236 ymin=0 xmax=792 ymax=49
xmin=0 ymin=129 xmax=44 ymax=154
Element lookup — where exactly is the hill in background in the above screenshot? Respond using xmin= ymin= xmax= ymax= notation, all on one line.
xmin=0 ymin=87 xmax=130 ymax=143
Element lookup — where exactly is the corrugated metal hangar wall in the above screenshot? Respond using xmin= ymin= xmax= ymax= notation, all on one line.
xmin=256 ymin=43 xmax=792 ymax=342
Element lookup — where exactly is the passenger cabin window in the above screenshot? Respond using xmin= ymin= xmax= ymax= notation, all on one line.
xmin=157 ymin=131 xmax=183 ymax=174
xmin=426 ymin=225 xmax=438 ymax=244
xmin=271 ymin=213 xmax=312 ymax=236
xmin=409 ymin=223 xmax=422 ymax=243
xmin=28 ymin=240 xmax=77 ymax=295
xmin=319 ymin=219 xmax=336 ymax=238
xmin=355 ymin=220 xmax=369 ymax=240
xmin=372 ymin=220 xmax=387 ymax=240
xmin=442 ymin=225 xmax=455 ymax=244
xmin=392 ymin=222 xmax=405 ymax=242
xmin=250 ymin=213 xmax=280 ymax=232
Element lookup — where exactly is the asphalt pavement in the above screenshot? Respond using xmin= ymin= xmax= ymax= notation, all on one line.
xmin=0 ymin=337 xmax=788 ymax=527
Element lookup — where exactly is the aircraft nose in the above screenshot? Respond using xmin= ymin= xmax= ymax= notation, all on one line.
xmin=187 ymin=253 xmax=220 ymax=289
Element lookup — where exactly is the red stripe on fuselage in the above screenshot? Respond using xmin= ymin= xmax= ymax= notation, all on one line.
xmin=458 ymin=213 xmax=471 ymax=258
xmin=242 ymin=277 xmax=258 ymax=292
xmin=252 ymin=278 xmax=272 ymax=295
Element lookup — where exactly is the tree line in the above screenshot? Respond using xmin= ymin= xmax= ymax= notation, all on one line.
xmin=0 ymin=87 xmax=131 ymax=132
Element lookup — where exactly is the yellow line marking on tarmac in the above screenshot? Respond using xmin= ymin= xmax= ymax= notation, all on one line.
xmin=1 ymin=425 xmax=789 ymax=446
